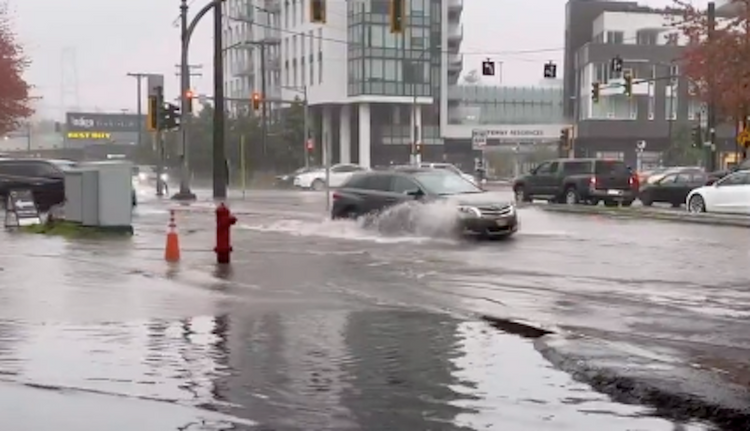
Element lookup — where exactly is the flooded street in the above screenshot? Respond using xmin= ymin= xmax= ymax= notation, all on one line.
xmin=0 ymin=188 xmax=744 ymax=430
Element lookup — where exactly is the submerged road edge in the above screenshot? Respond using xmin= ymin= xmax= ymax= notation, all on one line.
xmin=534 ymin=205 xmax=750 ymax=227
xmin=535 ymin=334 xmax=750 ymax=429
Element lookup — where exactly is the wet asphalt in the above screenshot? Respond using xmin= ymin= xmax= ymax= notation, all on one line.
xmin=0 ymin=186 xmax=746 ymax=430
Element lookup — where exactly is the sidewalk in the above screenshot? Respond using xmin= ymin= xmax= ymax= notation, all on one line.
xmin=535 ymin=203 xmax=750 ymax=227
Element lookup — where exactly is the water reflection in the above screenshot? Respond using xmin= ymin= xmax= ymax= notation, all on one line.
xmin=0 ymin=310 xmax=718 ymax=430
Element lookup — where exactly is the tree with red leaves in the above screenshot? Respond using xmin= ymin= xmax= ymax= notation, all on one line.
xmin=0 ymin=1 xmax=32 ymax=135
xmin=670 ymin=0 xmax=750 ymax=121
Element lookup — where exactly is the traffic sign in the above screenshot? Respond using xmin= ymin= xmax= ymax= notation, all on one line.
xmin=482 ymin=60 xmax=495 ymax=76
xmin=738 ymin=129 xmax=750 ymax=147
xmin=471 ymin=129 xmax=487 ymax=150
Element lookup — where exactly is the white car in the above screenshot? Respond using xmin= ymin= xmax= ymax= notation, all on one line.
xmin=686 ymin=170 xmax=750 ymax=214
xmin=294 ymin=163 xmax=367 ymax=190
xmin=418 ymin=162 xmax=478 ymax=185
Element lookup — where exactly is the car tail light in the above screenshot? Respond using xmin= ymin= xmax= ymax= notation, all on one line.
xmin=590 ymin=176 xmax=597 ymax=187
xmin=629 ymin=175 xmax=638 ymax=188
xmin=332 ymin=192 xmax=341 ymax=200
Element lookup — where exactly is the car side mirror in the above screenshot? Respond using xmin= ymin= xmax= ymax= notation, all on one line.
xmin=405 ymin=189 xmax=423 ymax=198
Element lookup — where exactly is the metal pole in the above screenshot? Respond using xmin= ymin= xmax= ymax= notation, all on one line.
xmin=213 ymin=0 xmax=226 ymax=199
xmin=155 ymin=86 xmax=164 ymax=197
xmin=175 ymin=0 xmax=196 ymax=200
xmin=303 ymin=86 xmax=309 ymax=168
xmin=240 ymin=134 xmax=246 ymax=198
xmin=324 ymin=131 xmax=331 ymax=212
xmin=260 ymin=42 xmax=268 ymax=163
xmin=707 ymin=1 xmax=717 ymax=172
xmin=135 ymin=76 xmax=143 ymax=150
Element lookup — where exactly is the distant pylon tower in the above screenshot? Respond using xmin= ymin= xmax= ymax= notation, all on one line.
xmin=60 ymin=47 xmax=80 ymax=118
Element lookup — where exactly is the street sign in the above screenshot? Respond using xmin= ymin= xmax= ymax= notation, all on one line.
xmin=482 ymin=60 xmax=495 ymax=76
xmin=737 ymin=129 xmax=750 ymax=147
xmin=543 ymin=62 xmax=557 ymax=78
xmin=147 ymin=75 xmax=165 ymax=97
xmin=472 ymin=129 xmax=487 ymax=150
xmin=4 ymin=189 xmax=40 ymax=228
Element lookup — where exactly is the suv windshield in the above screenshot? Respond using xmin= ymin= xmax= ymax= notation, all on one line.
xmin=595 ymin=160 xmax=629 ymax=176
xmin=416 ymin=171 xmax=481 ymax=195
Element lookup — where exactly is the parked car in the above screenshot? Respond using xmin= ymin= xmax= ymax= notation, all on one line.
xmin=274 ymin=166 xmax=319 ymax=188
xmin=294 ymin=164 xmax=367 ymax=190
xmin=331 ymin=168 xmax=517 ymax=238
xmin=0 ymin=159 xmax=68 ymax=212
xmin=707 ymin=158 xmax=750 ymax=184
xmin=638 ymin=169 xmax=707 ymax=207
xmin=512 ymin=158 xmax=638 ymax=206
xmin=686 ymin=170 xmax=750 ymax=214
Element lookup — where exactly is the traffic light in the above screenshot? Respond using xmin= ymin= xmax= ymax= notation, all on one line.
xmin=389 ymin=0 xmax=405 ymax=33
xmin=310 ymin=0 xmax=326 ymax=23
xmin=591 ymin=82 xmax=600 ymax=103
xmin=611 ymin=56 xmax=623 ymax=73
xmin=252 ymin=92 xmax=261 ymax=110
xmin=623 ymin=73 xmax=633 ymax=97
xmin=543 ymin=62 xmax=557 ymax=78
xmin=185 ymin=89 xmax=194 ymax=114
xmin=158 ymin=103 xmax=180 ymax=130
xmin=413 ymin=142 xmax=422 ymax=155
xmin=147 ymin=95 xmax=159 ymax=131
xmin=560 ymin=128 xmax=572 ymax=152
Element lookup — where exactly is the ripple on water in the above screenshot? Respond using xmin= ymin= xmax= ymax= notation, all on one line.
xmin=0 ymin=311 xmax=712 ymax=430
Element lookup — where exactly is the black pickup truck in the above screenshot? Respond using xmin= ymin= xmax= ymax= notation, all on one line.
xmin=512 ymin=158 xmax=638 ymax=206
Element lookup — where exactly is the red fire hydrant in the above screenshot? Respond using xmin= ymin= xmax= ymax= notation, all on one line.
xmin=214 ymin=203 xmax=237 ymax=264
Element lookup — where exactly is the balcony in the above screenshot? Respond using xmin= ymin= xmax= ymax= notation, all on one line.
xmin=448 ymin=24 xmax=463 ymax=43
xmin=235 ymin=4 xmax=255 ymax=22
xmin=449 ymin=53 xmax=463 ymax=73
xmin=233 ymin=60 xmax=255 ymax=77
xmin=258 ymin=27 xmax=281 ymax=44
xmin=264 ymin=0 xmax=281 ymax=13
xmin=448 ymin=0 xmax=463 ymax=14
xmin=266 ymin=55 xmax=281 ymax=70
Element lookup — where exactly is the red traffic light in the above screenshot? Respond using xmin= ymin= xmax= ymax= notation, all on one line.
xmin=252 ymin=92 xmax=261 ymax=110
xmin=306 ymin=139 xmax=314 ymax=150
xmin=185 ymin=90 xmax=194 ymax=99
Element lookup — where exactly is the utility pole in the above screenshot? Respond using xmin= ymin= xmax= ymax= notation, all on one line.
xmin=707 ymin=1 xmax=717 ymax=172
xmin=174 ymin=0 xmax=198 ymax=201
xmin=260 ymin=42 xmax=268 ymax=163
xmin=303 ymin=86 xmax=309 ymax=168
xmin=126 ymin=72 xmax=149 ymax=151
xmin=213 ymin=0 xmax=226 ymax=198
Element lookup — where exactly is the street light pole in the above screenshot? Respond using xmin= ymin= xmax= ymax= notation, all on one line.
xmin=173 ymin=0 xmax=198 ymax=200
xmin=707 ymin=1 xmax=717 ymax=171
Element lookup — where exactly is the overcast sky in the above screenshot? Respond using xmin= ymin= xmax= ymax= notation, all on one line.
xmin=11 ymin=0 xmax=707 ymax=119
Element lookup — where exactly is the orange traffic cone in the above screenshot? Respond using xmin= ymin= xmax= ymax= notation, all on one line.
xmin=164 ymin=209 xmax=181 ymax=262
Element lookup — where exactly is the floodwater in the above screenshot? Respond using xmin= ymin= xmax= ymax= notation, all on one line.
xmin=0 ymin=188 xmax=741 ymax=430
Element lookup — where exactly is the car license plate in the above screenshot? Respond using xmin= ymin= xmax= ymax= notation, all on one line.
xmin=496 ymin=219 xmax=508 ymax=227
xmin=607 ymin=189 xmax=622 ymax=195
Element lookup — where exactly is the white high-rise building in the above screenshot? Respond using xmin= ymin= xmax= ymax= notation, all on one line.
xmin=222 ymin=0 xmax=463 ymax=167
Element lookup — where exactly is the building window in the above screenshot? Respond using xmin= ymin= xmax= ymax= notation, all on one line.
xmin=301 ymin=57 xmax=306 ymax=86
xmin=687 ymin=99 xmax=702 ymax=120
xmin=309 ymin=54 xmax=314 ymax=85
xmin=318 ymin=52 xmax=323 ymax=83
xmin=666 ymin=95 xmax=677 ymax=120
xmin=292 ymin=59 xmax=298 ymax=87
xmin=291 ymin=0 xmax=296 ymax=26
xmin=636 ymin=30 xmax=657 ymax=45
xmin=606 ymin=31 xmax=624 ymax=44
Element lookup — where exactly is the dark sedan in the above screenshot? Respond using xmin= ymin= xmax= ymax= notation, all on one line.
xmin=638 ymin=170 xmax=707 ymax=207
xmin=331 ymin=168 xmax=518 ymax=238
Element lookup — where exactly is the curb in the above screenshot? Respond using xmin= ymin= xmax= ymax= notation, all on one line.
xmin=533 ymin=204 xmax=750 ymax=228
xmin=535 ymin=335 xmax=750 ymax=429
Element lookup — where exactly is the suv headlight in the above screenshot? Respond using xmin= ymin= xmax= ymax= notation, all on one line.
xmin=458 ymin=205 xmax=481 ymax=218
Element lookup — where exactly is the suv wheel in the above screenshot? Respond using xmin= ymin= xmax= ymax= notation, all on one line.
xmin=311 ymin=179 xmax=325 ymax=191
xmin=514 ymin=187 xmax=531 ymax=203
xmin=564 ymin=187 xmax=580 ymax=205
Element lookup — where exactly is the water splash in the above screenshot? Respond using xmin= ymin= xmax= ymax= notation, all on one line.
xmin=239 ymin=200 xmax=465 ymax=244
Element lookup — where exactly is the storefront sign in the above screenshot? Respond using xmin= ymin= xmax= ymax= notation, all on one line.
xmin=67 ymin=132 xmax=112 ymax=140
xmin=65 ymin=112 xmax=144 ymax=132
xmin=486 ymin=129 xmax=545 ymax=138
